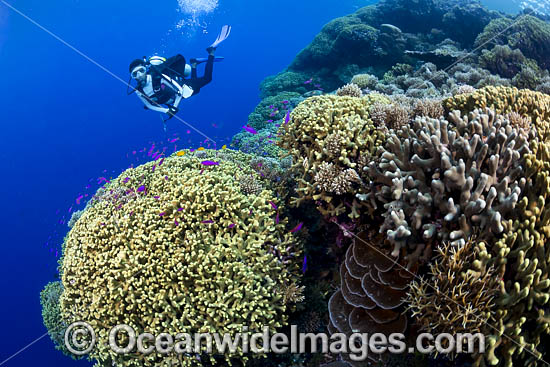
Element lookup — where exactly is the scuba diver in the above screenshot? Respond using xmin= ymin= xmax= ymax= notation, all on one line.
xmin=128 ymin=25 xmax=231 ymax=121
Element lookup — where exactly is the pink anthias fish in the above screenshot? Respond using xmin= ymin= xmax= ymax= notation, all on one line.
xmin=242 ymin=125 xmax=258 ymax=134
xmin=269 ymin=201 xmax=278 ymax=210
xmin=304 ymin=78 xmax=313 ymax=84
xmin=75 ymin=195 xmax=84 ymax=205
xmin=284 ymin=111 xmax=290 ymax=125
xmin=201 ymin=160 xmax=219 ymax=166
xmin=228 ymin=223 xmax=236 ymax=228
xmin=201 ymin=220 xmax=214 ymax=224
xmin=290 ymin=222 xmax=304 ymax=233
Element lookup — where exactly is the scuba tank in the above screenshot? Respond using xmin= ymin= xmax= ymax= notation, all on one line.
xmin=148 ymin=56 xmax=191 ymax=78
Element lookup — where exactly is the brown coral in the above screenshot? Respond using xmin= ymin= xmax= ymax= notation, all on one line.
xmin=406 ymin=237 xmax=499 ymax=339
xmin=365 ymin=109 xmax=530 ymax=266
xmin=336 ymin=83 xmax=363 ymax=98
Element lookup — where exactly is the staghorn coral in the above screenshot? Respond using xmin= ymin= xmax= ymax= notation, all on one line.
xmin=58 ymin=150 xmax=302 ymax=367
xmin=336 ymin=83 xmax=363 ymax=98
xmin=278 ymin=94 xmax=389 ymax=219
xmin=365 ymin=109 xmax=530 ymax=266
xmin=443 ymin=86 xmax=550 ymax=142
xmin=406 ymin=238 xmax=499 ymax=339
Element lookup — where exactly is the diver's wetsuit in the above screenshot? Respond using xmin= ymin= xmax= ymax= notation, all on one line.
xmin=187 ymin=54 xmax=214 ymax=96
xmin=146 ymin=54 xmax=214 ymax=103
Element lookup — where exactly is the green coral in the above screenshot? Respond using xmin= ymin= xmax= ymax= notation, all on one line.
xmin=41 ymin=281 xmax=80 ymax=359
xmin=247 ymin=91 xmax=300 ymax=130
xmin=278 ymin=94 xmax=389 ymax=219
xmin=259 ymin=71 xmax=312 ymax=99
xmin=475 ymin=15 xmax=550 ymax=69
xmin=58 ymin=149 xmax=302 ymax=367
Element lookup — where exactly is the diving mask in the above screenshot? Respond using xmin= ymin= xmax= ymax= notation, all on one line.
xmin=131 ymin=66 xmax=146 ymax=79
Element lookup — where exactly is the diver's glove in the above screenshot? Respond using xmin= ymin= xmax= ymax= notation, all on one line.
xmin=167 ymin=106 xmax=179 ymax=119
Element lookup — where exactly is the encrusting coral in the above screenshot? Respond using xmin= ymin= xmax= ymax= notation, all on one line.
xmin=364 ymin=108 xmax=531 ymax=266
xmin=278 ymin=94 xmax=389 ymax=219
xmin=58 ymin=149 xmax=302 ymax=367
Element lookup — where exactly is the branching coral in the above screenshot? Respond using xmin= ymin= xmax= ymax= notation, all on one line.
xmin=278 ymin=94 xmax=389 ymax=219
xmin=336 ymin=83 xmax=363 ymax=98
xmin=58 ymin=150 xmax=302 ymax=367
xmin=350 ymin=73 xmax=378 ymax=89
xmin=41 ymin=281 xmax=80 ymax=359
xmin=365 ymin=109 xmax=531 ymax=266
xmin=443 ymin=86 xmax=550 ymax=142
xmin=406 ymin=238 xmax=499 ymax=339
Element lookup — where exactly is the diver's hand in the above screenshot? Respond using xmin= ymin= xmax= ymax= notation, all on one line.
xmin=167 ymin=106 xmax=179 ymax=118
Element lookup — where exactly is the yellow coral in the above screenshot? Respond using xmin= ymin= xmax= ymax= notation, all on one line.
xmin=59 ymin=150 xmax=301 ymax=367
xmin=278 ymin=94 xmax=388 ymax=218
xmin=444 ymin=86 xmax=550 ymax=141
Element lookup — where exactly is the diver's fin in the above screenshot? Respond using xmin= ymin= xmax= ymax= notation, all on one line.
xmin=209 ymin=25 xmax=231 ymax=49
xmin=192 ymin=56 xmax=225 ymax=64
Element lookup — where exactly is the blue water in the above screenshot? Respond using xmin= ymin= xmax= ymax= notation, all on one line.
xmin=0 ymin=0 xmax=522 ymax=366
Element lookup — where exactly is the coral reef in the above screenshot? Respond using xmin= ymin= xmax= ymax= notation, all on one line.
xmin=365 ymin=109 xmax=530 ymax=266
xmin=278 ymin=94 xmax=389 ymax=218
xmin=336 ymin=83 xmax=362 ymax=98
xmin=475 ymin=15 xmax=550 ymax=69
xmin=443 ymin=86 xmax=550 ymax=141
xmin=58 ymin=150 xmax=302 ymax=367
xmin=328 ymin=231 xmax=411 ymax=366
xmin=41 ymin=281 xmax=79 ymax=359
xmin=350 ymin=73 xmax=378 ymax=89
xmin=406 ymin=238 xmax=499 ymax=338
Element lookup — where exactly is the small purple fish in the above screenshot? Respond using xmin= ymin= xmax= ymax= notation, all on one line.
xmin=159 ymin=158 xmax=165 ymax=166
xmin=275 ymin=212 xmax=279 ymax=224
xmin=269 ymin=112 xmax=276 ymax=117
xmin=282 ymin=100 xmax=289 ymax=104
xmin=137 ymin=185 xmax=146 ymax=192
xmin=302 ymin=255 xmax=307 ymax=274
xmin=159 ymin=212 xmax=165 ymax=217
xmin=75 ymin=195 xmax=84 ymax=205
xmin=177 ymin=208 xmax=184 ymax=211
xmin=228 ymin=223 xmax=236 ymax=228
xmin=152 ymin=165 xmax=156 ymax=172
xmin=304 ymin=78 xmax=313 ymax=84
xmin=201 ymin=160 xmax=219 ymax=166
xmin=243 ymin=125 xmax=258 ymax=134
xmin=269 ymin=201 xmax=278 ymax=210
xmin=174 ymin=220 xmax=179 ymax=226
xmin=123 ymin=177 xmax=130 ymax=183
xmin=201 ymin=220 xmax=214 ymax=224
xmin=290 ymin=222 xmax=303 ymax=233
xmin=285 ymin=111 xmax=290 ymax=125
xmin=267 ymin=119 xmax=273 ymax=123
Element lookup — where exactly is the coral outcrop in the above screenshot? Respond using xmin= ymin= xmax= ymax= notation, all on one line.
xmin=365 ymin=109 xmax=531 ymax=266
xmin=278 ymin=94 xmax=389 ymax=218
xmin=58 ymin=150 xmax=302 ymax=367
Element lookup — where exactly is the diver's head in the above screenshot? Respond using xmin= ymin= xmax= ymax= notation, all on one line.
xmin=129 ymin=59 xmax=147 ymax=83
